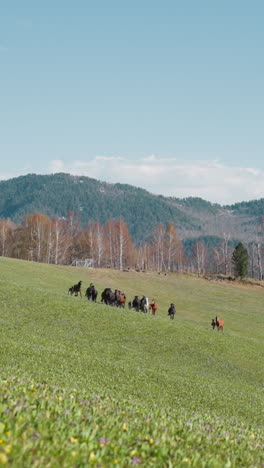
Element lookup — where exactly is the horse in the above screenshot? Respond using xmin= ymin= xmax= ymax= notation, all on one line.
xmin=117 ymin=292 xmax=126 ymax=308
xmin=68 ymin=281 xmax=82 ymax=297
xmin=85 ymin=284 xmax=98 ymax=302
xmin=101 ymin=288 xmax=115 ymax=306
xmin=215 ymin=316 xmax=224 ymax=332
xmin=168 ymin=303 xmax=176 ymax=319
xmin=114 ymin=289 xmax=120 ymax=306
xmin=140 ymin=296 xmax=149 ymax=313
xmin=129 ymin=296 xmax=141 ymax=311
xmin=149 ymin=299 xmax=158 ymax=315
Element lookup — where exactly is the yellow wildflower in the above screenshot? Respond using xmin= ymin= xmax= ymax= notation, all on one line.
xmin=0 ymin=453 xmax=8 ymax=465
xmin=122 ymin=423 xmax=127 ymax=431
xmin=0 ymin=424 xmax=5 ymax=433
xmin=71 ymin=451 xmax=77 ymax=458
xmin=89 ymin=452 xmax=96 ymax=462
xmin=4 ymin=445 xmax=12 ymax=454
xmin=70 ymin=437 xmax=78 ymax=444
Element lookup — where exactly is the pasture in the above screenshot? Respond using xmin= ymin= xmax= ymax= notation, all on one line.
xmin=0 ymin=257 xmax=263 ymax=467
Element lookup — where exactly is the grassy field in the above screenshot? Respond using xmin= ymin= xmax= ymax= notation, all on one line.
xmin=0 ymin=257 xmax=263 ymax=467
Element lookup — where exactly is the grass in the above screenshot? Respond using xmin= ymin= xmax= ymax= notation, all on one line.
xmin=0 ymin=257 xmax=263 ymax=467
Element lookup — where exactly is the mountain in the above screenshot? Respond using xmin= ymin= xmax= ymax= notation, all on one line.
xmin=0 ymin=173 xmax=263 ymax=243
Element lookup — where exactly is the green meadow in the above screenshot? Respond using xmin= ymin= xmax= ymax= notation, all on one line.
xmin=0 ymin=257 xmax=263 ymax=467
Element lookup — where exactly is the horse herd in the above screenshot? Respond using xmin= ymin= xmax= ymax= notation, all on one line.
xmin=68 ymin=280 xmax=174 ymax=318
xmin=68 ymin=280 xmax=224 ymax=329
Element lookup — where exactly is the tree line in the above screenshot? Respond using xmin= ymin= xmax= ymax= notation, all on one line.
xmin=0 ymin=212 xmax=261 ymax=280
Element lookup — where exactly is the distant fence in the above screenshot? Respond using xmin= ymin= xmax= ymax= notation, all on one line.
xmin=71 ymin=259 xmax=94 ymax=268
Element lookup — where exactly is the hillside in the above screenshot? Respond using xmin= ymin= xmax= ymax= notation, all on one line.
xmin=0 ymin=257 xmax=263 ymax=466
xmin=0 ymin=173 xmax=263 ymax=243
xmin=0 ymin=173 xmax=196 ymax=242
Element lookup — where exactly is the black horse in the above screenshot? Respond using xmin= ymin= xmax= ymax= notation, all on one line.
xmin=129 ymin=295 xmax=141 ymax=311
xmin=101 ymin=288 xmax=115 ymax=305
xmin=168 ymin=303 xmax=176 ymax=319
xmin=85 ymin=284 xmax=98 ymax=302
xmin=68 ymin=281 xmax=82 ymax=297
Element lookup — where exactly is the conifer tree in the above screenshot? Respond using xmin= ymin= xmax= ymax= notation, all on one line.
xmin=232 ymin=242 xmax=248 ymax=279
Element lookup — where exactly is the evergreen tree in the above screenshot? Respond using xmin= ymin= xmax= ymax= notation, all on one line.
xmin=232 ymin=242 xmax=248 ymax=279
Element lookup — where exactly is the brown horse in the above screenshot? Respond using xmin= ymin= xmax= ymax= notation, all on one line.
xmin=215 ymin=316 xmax=224 ymax=332
xmin=118 ymin=292 xmax=127 ymax=308
xmin=149 ymin=299 xmax=158 ymax=315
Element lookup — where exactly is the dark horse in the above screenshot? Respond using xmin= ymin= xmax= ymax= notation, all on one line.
xmin=85 ymin=284 xmax=98 ymax=302
xmin=68 ymin=281 xmax=82 ymax=297
xmin=129 ymin=295 xmax=141 ymax=311
xmin=168 ymin=303 xmax=176 ymax=319
xmin=101 ymin=288 xmax=115 ymax=306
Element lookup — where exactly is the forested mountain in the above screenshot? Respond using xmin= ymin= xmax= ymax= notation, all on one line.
xmin=0 ymin=173 xmax=263 ymax=243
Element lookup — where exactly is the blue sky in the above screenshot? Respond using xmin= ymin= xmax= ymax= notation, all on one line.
xmin=1 ymin=1 xmax=264 ymax=203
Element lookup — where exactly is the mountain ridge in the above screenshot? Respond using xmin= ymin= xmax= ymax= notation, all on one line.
xmin=0 ymin=173 xmax=263 ymax=243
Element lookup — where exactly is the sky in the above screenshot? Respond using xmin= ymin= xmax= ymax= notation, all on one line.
xmin=1 ymin=1 xmax=264 ymax=204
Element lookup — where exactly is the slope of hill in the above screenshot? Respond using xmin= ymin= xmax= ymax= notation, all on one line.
xmin=0 ymin=173 xmax=263 ymax=243
xmin=0 ymin=257 xmax=263 ymax=466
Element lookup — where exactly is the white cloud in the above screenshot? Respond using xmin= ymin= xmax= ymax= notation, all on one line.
xmin=49 ymin=160 xmax=65 ymax=171
xmin=47 ymin=156 xmax=264 ymax=205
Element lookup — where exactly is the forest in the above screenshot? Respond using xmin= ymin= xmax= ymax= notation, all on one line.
xmin=1 ymin=212 xmax=264 ymax=280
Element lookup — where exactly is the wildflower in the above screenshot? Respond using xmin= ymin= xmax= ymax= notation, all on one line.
xmin=149 ymin=438 xmax=154 ymax=445
xmin=0 ymin=453 xmax=8 ymax=464
xmin=183 ymin=458 xmax=190 ymax=463
xmin=4 ymin=445 xmax=12 ymax=454
xmin=99 ymin=437 xmax=108 ymax=447
xmin=122 ymin=423 xmax=127 ymax=431
xmin=131 ymin=457 xmax=141 ymax=465
xmin=71 ymin=451 xmax=77 ymax=458
xmin=89 ymin=452 xmax=97 ymax=462
xmin=113 ymin=459 xmax=119 ymax=465
xmin=130 ymin=450 xmax=137 ymax=457
xmin=0 ymin=424 xmax=5 ymax=433
xmin=70 ymin=437 xmax=78 ymax=444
